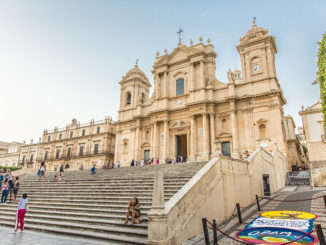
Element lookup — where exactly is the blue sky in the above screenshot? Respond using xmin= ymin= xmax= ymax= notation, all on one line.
xmin=0 ymin=0 xmax=325 ymax=142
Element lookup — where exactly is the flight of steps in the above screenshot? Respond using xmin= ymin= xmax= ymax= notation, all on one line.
xmin=0 ymin=163 xmax=205 ymax=244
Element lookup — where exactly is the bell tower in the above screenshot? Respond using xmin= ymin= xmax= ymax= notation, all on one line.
xmin=118 ymin=61 xmax=151 ymax=121
xmin=237 ymin=18 xmax=277 ymax=82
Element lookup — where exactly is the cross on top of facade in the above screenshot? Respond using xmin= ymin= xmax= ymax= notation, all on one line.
xmin=177 ymin=28 xmax=184 ymax=41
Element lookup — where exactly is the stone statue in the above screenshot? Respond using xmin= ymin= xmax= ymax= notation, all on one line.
xmin=227 ymin=69 xmax=235 ymax=83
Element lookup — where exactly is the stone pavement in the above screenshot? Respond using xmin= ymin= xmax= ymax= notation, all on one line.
xmin=0 ymin=226 xmax=120 ymax=245
xmin=184 ymin=186 xmax=326 ymax=245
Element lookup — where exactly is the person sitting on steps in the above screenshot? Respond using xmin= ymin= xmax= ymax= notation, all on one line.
xmin=124 ymin=197 xmax=141 ymax=225
xmin=91 ymin=164 xmax=96 ymax=175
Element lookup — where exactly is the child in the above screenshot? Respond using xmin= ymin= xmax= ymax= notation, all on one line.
xmin=1 ymin=179 xmax=8 ymax=204
xmin=13 ymin=193 xmax=28 ymax=233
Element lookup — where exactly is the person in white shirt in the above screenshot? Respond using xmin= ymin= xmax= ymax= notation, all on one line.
xmin=13 ymin=193 xmax=28 ymax=233
xmin=117 ymin=161 xmax=120 ymax=168
xmin=140 ymin=159 xmax=144 ymax=167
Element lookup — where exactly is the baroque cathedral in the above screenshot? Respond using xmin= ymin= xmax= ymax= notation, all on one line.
xmin=114 ymin=20 xmax=288 ymax=166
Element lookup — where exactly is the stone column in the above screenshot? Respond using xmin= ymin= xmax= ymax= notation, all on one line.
xmin=190 ymin=62 xmax=195 ymax=91
xmin=150 ymin=125 xmax=154 ymax=158
xmin=202 ymin=113 xmax=210 ymax=160
xmin=210 ymin=113 xmax=216 ymax=156
xmin=189 ymin=115 xmax=197 ymax=161
xmin=164 ymin=72 xmax=168 ymax=98
xmin=163 ymin=120 xmax=168 ymax=162
xmin=134 ymin=126 xmax=140 ymax=160
xmin=230 ymin=101 xmax=239 ymax=158
xmin=153 ymin=121 xmax=158 ymax=159
xmin=200 ymin=60 xmax=205 ymax=88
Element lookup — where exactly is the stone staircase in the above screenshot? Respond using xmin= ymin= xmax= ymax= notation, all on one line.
xmin=0 ymin=163 xmax=205 ymax=244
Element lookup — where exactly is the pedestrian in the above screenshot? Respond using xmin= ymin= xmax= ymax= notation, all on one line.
xmin=156 ymin=158 xmax=159 ymax=165
xmin=79 ymin=165 xmax=84 ymax=171
xmin=131 ymin=159 xmax=135 ymax=167
xmin=140 ymin=159 xmax=144 ymax=167
xmin=117 ymin=161 xmax=120 ymax=168
xmin=8 ymin=175 xmax=15 ymax=201
xmin=0 ymin=169 xmax=3 ymax=190
xmin=148 ymin=159 xmax=151 ymax=165
xmin=91 ymin=164 xmax=96 ymax=175
xmin=1 ymin=179 xmax=9 ymax=204
xmin=13 ymin=177 xmax=20 ymax=200
xmin=12 ymin=193 xmax=28 ymax=233
xmin=59 ymin=164 xmax=64 ymax=177
xmin=39 ymin=162 xmax=46 ymax=181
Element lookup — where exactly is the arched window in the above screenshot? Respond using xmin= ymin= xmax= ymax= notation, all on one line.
xmin=259 ymin=124 xmax=267 ymax=140
xmin=126 ymin=92 xmax=131 ymax=105
xmin=176 ymin=78 xmax=184 ymax=96
xmin=251 ymin=57 xmax=261 ymax=72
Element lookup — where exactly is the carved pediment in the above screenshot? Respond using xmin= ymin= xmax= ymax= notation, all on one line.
xmin=170 ymin=120 xmax=190 ymax=128
xmin=141 ymin=142 xmax=150 ymax=147
xmin=218 ymin=132 xmax=232 ymax=138
xmin=256 ymin=118 xmax=268 ymax=124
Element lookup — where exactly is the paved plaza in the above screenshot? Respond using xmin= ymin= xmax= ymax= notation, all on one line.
xmin=0 ymin=186 xmax=325 ymax=244
xmin=184 ymin=186 xmax=326 ymax=244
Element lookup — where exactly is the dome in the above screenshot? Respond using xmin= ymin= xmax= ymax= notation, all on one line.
xmin=123 ymin=64 xmax=149 ymax=83
xmin=240 ymin=18 xmax=269 ymax=44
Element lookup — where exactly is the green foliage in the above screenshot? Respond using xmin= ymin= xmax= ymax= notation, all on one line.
xmin=0 ymin=166 xmax=22 ymax=173
xmin=317 ymin=32 xmax=326 ymax=132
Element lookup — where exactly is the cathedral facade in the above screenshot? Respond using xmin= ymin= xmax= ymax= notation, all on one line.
xmin=114 ymin=20 xmax=289 ymax=166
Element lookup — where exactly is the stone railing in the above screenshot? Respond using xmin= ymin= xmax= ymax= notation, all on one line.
xmin=147 ymin=147 xmax=288 ymax=245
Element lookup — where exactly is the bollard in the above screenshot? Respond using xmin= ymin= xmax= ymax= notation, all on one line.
xmin=202 ymin=218 xmax=210 ymax=245
xmin=324 ymin=195 xmax=326 ymax=209
xmin=256 ymin=195 xmax=261 ymax=211
xmin=316 ymin=224 xmax=326 ymax=245
xmin=236 ymin=203 xmax=242 ymax=224
xmin=213 ymin=219 xmax=217 ymax=245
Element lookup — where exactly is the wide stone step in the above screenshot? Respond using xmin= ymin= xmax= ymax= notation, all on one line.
xmin=18 ymin=184 xmax=185 ymax=190
xmin=5 ymin=201 xmax=151 ymax=210
xmin=16 ymin=196 xmax=164 ymax=202
xmin=17 ymin=190 xmax=178 ymax=195
xmin=0 ymin=215 xmax=147 ymax=235
xmin=1 ymin=205 xmax=149 ymax=215
xmin=7 ymin=198 xmax=152 ymax=206
xmin=0 ymin=208 xmax=149 ymax=221
xmin=20 ymin=193 xmax=174 ymax=198
xmin=0 ymin=221 xmax=146 ymax=244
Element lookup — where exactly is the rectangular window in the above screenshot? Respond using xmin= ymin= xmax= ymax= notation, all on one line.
xmin=176 ymin=78 xmax=184 ymax=96
xmin=30 ymin=154 xmax=33 ymax=162
xmin=97 ymin=127 xmax=100 ymax=134
xmin=70 ymin=132 xmax=73 ymax=138
xmin=55 ymin=149 xmax=60 ymax=159
xmin=48 ymin=136 xmax=51 ymax=142
xmin=221 ymin=141 xmax=231 ymax=157
xmin=22 ymin=156 xmax=25 ymax=163
xmin=82 ymin=129 xmax=85 ymax=136
xmin=59 ymin=134 xmax=62 ymax=140
xmin=94 ymin=144 xmax=99 ymax=154
xmin=79 ymin=146 xmax=84 ymax=156
xmin=44 ymin=151 xmax=48 ymax=160
xmin=67 ymin=147 xmax=71 ymax=157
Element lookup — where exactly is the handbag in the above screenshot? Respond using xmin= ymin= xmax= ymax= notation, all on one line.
xmin=37 ymin=169 xmax=40 ymax=176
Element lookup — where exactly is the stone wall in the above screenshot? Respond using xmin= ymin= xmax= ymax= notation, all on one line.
xmin=147 ymin=147 xmax=287 ymax=245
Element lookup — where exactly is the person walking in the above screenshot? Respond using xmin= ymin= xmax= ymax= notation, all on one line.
xmin=117 ymin=161 xmax=120 ymax=168
xmin=8 ymin=176 xmax=15 ymax=201
xmin=0 ymin=169 xmax=3 ymax=190
xmin=59 ymin=164 xmax=64 ymax=177
xmin=13 ymin=193 xmax=28 ymax=233
xmin=39 ymin=162 xmax=46 ymax=181
xmin=140 ymin=159 xmax=144 ymax=167
xmin=1 ymin=179 xmax=9 ymax=204
xmin=156 ymin=158 xmax=159 ymax=165
xmin=13 ymin=177 xmax=20 ymax=200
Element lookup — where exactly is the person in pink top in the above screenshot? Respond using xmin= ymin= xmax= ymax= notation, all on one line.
xmin=1 ymin=179 xmax=8 ymax=204
xmin=156 ymin=158 xmax=159 ymax=164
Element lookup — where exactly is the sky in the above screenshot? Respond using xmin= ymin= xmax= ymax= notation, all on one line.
xmin=0 ymin=0 xmax=325 ymax=143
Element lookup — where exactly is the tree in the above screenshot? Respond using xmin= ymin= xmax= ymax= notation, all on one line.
xmin=316 ymin=33 xmax=326 ymax=132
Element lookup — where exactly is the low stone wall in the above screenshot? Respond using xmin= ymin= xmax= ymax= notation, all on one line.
xmin=310 ymin=161 xmax=326 ymax=186
xmin=147 ymin=148 xmax=288 ymax=245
